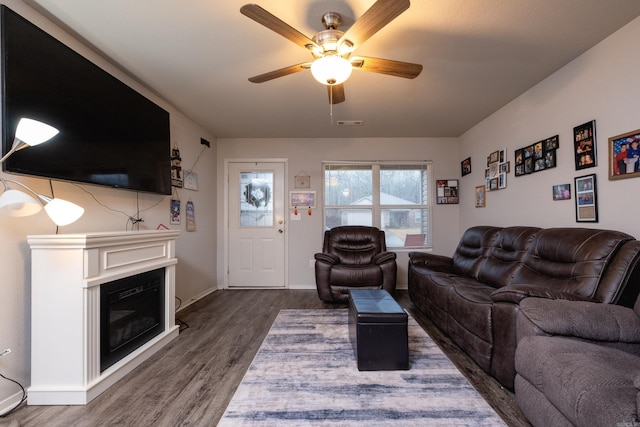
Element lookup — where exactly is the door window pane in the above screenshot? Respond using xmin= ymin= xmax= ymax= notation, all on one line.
xmin=239 ymin=171 xmax=273 ymax=227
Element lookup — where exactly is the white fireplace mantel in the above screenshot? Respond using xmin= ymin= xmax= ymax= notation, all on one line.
xmin=27 ymin=230 xmax=180 ymax=405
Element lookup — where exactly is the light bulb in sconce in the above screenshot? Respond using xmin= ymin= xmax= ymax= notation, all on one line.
xmin=0 ymin=179 xmax=84 ymax=226
xmin=0 ymin=118 xmax=59 ymax=164
xmin=40 ymin=195 xmax=85 ymax=226
xmin=0 ymin=188 xmax=42 ymax=217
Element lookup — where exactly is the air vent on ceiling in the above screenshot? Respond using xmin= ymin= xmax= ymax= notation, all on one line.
xmin=337 ymin=120 xmax=363 ymax=126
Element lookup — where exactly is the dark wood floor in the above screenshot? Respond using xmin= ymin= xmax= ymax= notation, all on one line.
xmin=10 ymin=289 xmax=530 ymax=426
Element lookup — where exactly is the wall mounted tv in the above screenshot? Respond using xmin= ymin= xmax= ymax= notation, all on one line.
xmin=1 ymin=6 xmax=172 ymax=195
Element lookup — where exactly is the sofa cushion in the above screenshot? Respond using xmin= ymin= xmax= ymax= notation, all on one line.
xmin=452 ymin=226 xmax=500 ymax=278
xmin=514 ymin=228 xmax=633 ymax=299
xmin=516 ymin=336 xmax=640 ymax=426
xmin=330 ymin=264 xmax=382 ymax=286
xmin=326 ymin=226 xmax=383 ymax=264
xmin=449 ymin=283 xmax=494 ymax=342
xmin=477 ymin=226 xmax=539 ymax=288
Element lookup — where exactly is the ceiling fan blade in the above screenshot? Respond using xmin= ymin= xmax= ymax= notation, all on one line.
xmin=350 ymin=56 xmax=422 ymax=79
xmin=339 ymin=0 xmax=410 ymax=50
xmin=328 ymin=84 xmax=346 ymax=104
xmin=241 ymin=4 xmax=319 ymax=51
xmin=248 ymin=63 xmax=312 ymax=83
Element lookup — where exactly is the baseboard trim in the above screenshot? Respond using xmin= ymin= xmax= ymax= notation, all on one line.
xmin=177 ymin=286 xmax=218 ymax=313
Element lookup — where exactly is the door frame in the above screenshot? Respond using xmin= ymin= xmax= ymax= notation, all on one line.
xmin=223 ymin=158 xmax=289 ymax=289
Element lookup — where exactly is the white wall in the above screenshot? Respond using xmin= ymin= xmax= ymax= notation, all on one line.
xmin=0 ymin=0 xmax=217 ymax=411
xmin=459 ymin=16 xmax=640 ymax=238
xmin=216 ymin=137 xmax=461 ymax=290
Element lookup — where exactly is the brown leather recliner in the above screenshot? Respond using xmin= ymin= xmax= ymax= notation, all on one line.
xmin=314 ymin=226 xmax=397 ymax=303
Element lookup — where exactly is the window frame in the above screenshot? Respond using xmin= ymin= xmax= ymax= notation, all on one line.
xmin=322 ymin=161 xmax=433 ymax=249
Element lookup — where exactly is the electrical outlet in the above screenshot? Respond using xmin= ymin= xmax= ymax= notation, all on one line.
xmin=309 ymin=260 xmax=314 ymax=268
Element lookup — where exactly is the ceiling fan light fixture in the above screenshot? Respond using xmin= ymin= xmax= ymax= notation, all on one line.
xmin=311 ymin=55 xmax=352 ymax=85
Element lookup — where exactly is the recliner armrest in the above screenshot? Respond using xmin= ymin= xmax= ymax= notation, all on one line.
xmin=408 ymin=252 xmax=453 ymax=268
xmin=314 ymin=252 xmax=339 ymax=265
xmin=373 ymin=251 xmax=396 ymax=265
xmin=518 ymin=297 xmax=640 ymax=343
xmin=491 ymin=284 xmax=591 ymax=304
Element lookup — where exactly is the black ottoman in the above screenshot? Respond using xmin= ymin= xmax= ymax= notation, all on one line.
xmin=348 ymin=289 xmax=409 ymax=371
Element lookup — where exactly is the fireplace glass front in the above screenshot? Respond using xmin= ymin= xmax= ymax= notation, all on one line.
xmin=100 ymin=268 xmax=165 ymax=372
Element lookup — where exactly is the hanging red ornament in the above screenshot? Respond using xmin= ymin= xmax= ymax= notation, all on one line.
xmin=307 ymin=207 xmax=312 ymax=216
xmin=293 ymin=207 xmax=298 ymax=216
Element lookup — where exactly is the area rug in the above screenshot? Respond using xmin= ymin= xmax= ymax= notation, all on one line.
xmin=218 ymin=309 xmax=506 ymax=426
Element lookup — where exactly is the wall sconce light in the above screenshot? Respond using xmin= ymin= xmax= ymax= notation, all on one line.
xmin=0 ymin=179 xmax=84 ymax=226
xmin=0 ymin=118 xmax=59 ymax=163
xmin=0 ymin=118 xmax=84 ymax=226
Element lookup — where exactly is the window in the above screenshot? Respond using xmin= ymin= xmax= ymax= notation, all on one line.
xmin=323 ymin=161 xmax=432 ymax=248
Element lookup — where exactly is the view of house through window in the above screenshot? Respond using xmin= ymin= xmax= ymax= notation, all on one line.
xmin=323 ymin=162 xmax=432 ymax=248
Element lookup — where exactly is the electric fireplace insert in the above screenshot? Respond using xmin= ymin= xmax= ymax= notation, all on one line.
xmin=100 ymin=268 xmax=165 ymax=372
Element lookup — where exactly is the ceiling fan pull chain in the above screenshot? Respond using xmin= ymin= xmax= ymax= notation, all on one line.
xmin=329 ymin=86 xmax=333 ymax=124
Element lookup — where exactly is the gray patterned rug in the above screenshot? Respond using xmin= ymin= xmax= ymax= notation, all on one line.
xmin=219 ymin=309 xmax=506 ymax=426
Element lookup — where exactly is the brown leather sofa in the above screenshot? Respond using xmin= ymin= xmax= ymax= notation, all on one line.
xmin=408 ymin=226 xmax=640 ymax=389
xmin=515 ymin=296 xmax=640 ymax=426
xmin=315 ymin=226 xmax=397 ymax=303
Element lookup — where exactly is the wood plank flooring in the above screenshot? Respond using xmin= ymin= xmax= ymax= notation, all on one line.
xmin=10 ymin=290 xmax=530 ymax=426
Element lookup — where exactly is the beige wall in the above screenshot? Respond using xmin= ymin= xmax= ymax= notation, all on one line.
xmin=216 ymin=137 xmax=461 ymax=289
xmin=458 ymin=16 xmax=640 ymax=237
xmin=0 ymin=0 xmax=218 ymax=408
xmin=2 ymin=0 xmax=639 ymax=415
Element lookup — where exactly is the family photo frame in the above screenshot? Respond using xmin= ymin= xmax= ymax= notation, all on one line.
xmin=608 ymin=128 xmax=640 ymax=180
xmin=574 ymin=120 xmax=596 ymax=170
xmin=574 ymin=174 xmax=598 ymax=222
xmin=514 ymin=135 xmax=558 ymax=176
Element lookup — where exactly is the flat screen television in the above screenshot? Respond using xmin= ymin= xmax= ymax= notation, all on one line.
xmin=1 ymin=6 xmax=172 ymax=195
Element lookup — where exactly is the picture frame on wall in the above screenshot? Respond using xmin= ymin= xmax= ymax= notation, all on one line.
xmin=436 ymin=179 xmax=459 ymax=204
xmin=574 ymin=120 xmax=596 ymax=170
xmin=608 ymin=128 xmax=640 ymax=180
xmin=574 ymin=174 xmax=598 ymax=222
xmin=514 ymin=135 xmax=558 ymax=177
xmin=289 ymin=191 xmax=316 ymax=209
xmin=475 ymin=185 xmax=486 ymax=208
xmin=461 ymin=157 xmax=471 ymax=176
xmin=552 ymin=184 xmax=571 ymax=201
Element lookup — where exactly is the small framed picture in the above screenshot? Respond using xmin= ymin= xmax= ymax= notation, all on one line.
xmin=436 ymin=179 xmax=459 ymax=204
xmin=294 ymin=174 xmax=311 ymax=188
xmin=574 ymin=120 xmax=596 ymax=170
xmin=475 ymin=185 xmax=486 ymax=208
xmin=289 ymin=191 xmax=316 ymax=208
xmin=574 ymin=174 xmax=597 ymax=222
xmin=183 ymin=171 xmax=198 ymax=191
xmin=461 ymin=157 xmax=471 ymax=176
xmin=552 ymin=184 xmax=571 ymax=201
xmin=608 ymin=128 xmax=640 ymax=180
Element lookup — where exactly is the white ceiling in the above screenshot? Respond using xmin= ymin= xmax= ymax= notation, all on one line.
xmin=26 ymin=0 xmax=640 ymax=139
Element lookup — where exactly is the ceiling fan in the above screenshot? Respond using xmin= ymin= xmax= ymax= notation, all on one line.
xmin=240 ymin=0 xmax=423 ymax=104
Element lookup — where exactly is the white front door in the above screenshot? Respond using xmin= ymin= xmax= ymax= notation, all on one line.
xmin=227 ymin=161 xmax=286 ymax=288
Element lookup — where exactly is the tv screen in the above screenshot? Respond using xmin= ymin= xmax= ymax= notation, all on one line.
xmin=1 ymin=6 xmax=172 ymax=195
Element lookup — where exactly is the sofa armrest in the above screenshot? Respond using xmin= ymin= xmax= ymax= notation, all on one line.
xmin=373 ymin=251 xmax=397 ymax=265
xmin=518 ymin=297 xmax=640 ymax=343
xmin=408 ymin=252 xmax=453 ymax=268
xmin=491 ymin=284 xmax=591 ymax=304
xmin=314 ymin=252 xmax=339 ymax=265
